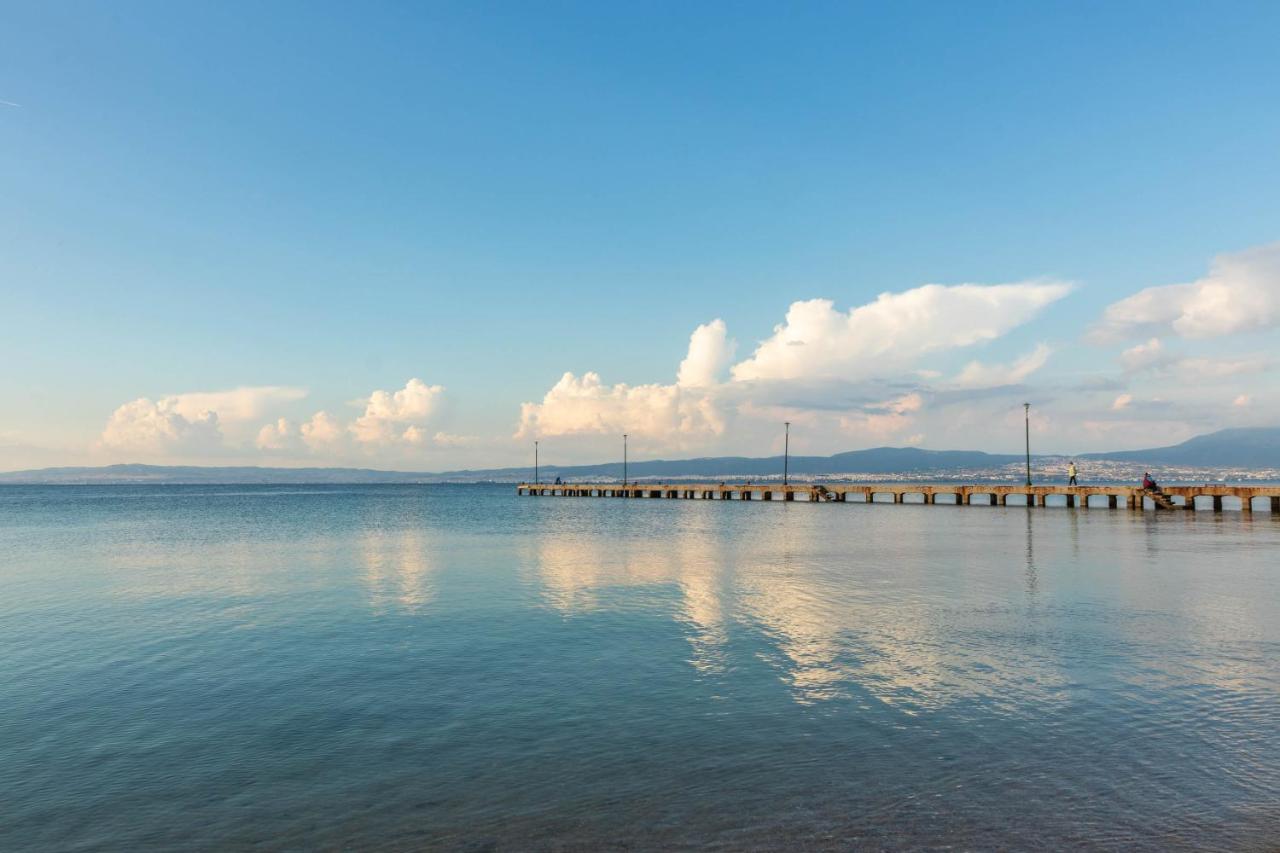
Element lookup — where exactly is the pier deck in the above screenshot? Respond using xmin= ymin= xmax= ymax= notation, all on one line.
xmin=516 ymin=482 xmax=1280 ymax=512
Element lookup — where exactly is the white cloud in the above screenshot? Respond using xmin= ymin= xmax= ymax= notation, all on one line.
xmin=676 ymin=319 xmax=735 ymax=388
xmin=255 ymin=418 xmax=295 ymax=450
xmin=731 ymin=281 xmax=1071 ymax=382
xmin=100 ymin=397 xmax=223 ymax=453
xmin=402 ymin=425 xmax=429 ymax=445
xmin=953 ymin=343 xmax=1052 ymax=388
xmin=300 ymin=411 xmax=344 ymax=450
xmin=433 ymin=431 xmax=481 ymax=448
xmin=351 ymin=378 xmax=445 ymax=444
xmin=1119 ymin=337 xmax=1169 ymax=372
xmin=166 ymin=386 xmax=306 ymax=423
xmin=518 ymin=281 xmax=1072 ymax=453
xmin=1234 ymin=394 xmax=1251 ymax=407
xmin=100 ymin=385 xmax=307 ymax=456
xmin=1177 ymin=356 xmax=1270 ymax=379
xmin=1112 ymin=394 xmax=1133 ymax=411
xmin=516 ymin=371 xmax=724 ymax=444
xmin=837 ymin=392 xmax=924 ymax=442
xmin=517 ymin=318 xmax=736 ymax=445
xmin=1095 ymin=241 xmax=1280 ymax=340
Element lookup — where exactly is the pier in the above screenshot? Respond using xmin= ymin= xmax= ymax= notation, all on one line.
xmin=517 ymin=483 xmax=1280 ymax=512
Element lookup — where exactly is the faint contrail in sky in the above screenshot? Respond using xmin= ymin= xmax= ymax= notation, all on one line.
xmin=0 ymin=99 xmax=20 ymax=107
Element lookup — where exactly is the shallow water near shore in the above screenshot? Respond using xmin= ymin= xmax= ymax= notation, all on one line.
xmin=2 ymin=483 xmax=1278 ymax=850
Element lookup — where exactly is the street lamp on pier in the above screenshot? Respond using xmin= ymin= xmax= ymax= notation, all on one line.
xmin=1023 ymin=403 xmax=1032 ymax=487
xmin=784 ymin=422 xmax=790 ymax=487
xmin=623 ymin=433 xmax=628 ymax=486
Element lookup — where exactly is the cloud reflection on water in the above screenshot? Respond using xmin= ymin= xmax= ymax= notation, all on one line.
xmin=360 ymin=527 xmax=435 ymax=613
xmin=527 ymin=507 xmax=1079 ymax=710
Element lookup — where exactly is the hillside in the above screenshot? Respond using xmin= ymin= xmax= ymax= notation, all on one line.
xmin=1082 ymin=427 xmax=1280 ymax=468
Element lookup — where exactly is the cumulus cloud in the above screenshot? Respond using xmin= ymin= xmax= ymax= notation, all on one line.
xmin=300 ymin=411 xmax=344 ymax=450
xmin=255 ymin=418 xmax=295 ymax=450
xmin=1094 ymin=241 xmax=1280 ymax=341
xmin=952 ymin=343 xmax=1052 ymax=388
xmin=519 ymin=281 xmax=1072 ymax=451
xmin=516 ymin=371 xmax=725 ymax=443
xmin=101 ymin=385 xmax=307 ymax=455
xmin=676 ymin=320 xmax=736 ymax=388
xmin=351 ymin=378 xmax=445 ymax=444
xmin=100 ymin=397 xmax=223 ymax=453
xmin=731 ymin=281 xmax=1071 ymax=382
xmin=517 ymin=317 xmax=739 ymax=444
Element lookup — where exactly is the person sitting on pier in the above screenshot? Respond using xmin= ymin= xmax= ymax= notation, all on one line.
xmin=1142 ymin=472 xmax=1158 ymax=491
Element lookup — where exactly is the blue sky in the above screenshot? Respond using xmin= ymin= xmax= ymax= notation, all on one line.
xmin=3 ymin=1 xmax=1279 ymax=469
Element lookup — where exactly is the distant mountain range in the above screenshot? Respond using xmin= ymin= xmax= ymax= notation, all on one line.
xmin=1080 ymin=427 xmax=1280 ymax=468
xmin=0 ymin=428 xmax=1275 ymax=484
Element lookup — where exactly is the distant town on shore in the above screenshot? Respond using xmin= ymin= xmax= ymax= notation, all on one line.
xmin=2 ymin=427 xmax=1276 ymax=485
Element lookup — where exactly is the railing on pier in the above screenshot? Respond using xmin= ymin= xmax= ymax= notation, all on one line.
xmin=514 ymin=483 xmax=1280 ymax=513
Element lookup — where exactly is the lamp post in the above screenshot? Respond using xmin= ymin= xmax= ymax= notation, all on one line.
xmin=623 ymin=433 xmax=628 ymax=486
xmin=534 ymin=439 xmax=539 ymax=485
xmin=784 ymin=421 xmax=790 ymax=487
xmin=1023 ymin=403 xmax=1032 ymax=487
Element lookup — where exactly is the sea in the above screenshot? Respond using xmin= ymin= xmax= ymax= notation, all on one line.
xmin=1 ymin=483 xmax=1277 ymax=851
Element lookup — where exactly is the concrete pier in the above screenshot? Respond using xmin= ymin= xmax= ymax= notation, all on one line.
xmin=516 ymin=482 xmax=1280 ymax=512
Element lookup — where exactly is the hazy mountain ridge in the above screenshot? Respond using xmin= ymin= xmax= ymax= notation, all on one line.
xmin=1 ymin=428 xmax=1274 ymax=483
xmin=1080 ymin=427 xmax=1280 ymax=467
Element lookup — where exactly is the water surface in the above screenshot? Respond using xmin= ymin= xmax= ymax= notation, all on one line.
xmin=2 ymin=484 xmax=1277 ymax=850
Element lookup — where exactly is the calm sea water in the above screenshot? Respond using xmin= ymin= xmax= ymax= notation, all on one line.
xmin=1 ymin=484 xmax=1278 ymax=851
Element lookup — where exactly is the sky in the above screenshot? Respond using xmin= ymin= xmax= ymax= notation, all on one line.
xmin=3 ymin=1 xmax=1280 ymax=471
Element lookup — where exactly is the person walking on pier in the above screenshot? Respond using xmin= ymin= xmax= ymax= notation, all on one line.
xmin=1067 ymin=461 xmax=1078 ymax=486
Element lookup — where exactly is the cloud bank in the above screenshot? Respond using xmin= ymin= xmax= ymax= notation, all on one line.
xmin=518 ymin=279 xmax=1072 ymax=453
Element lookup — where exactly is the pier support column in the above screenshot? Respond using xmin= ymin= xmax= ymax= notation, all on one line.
xmin=785 ymin=491 xmax=794 ymax=502
xmin=1213 ymin=496 xmax=1223 ymax=512
xmin=1242 ymin=497 xmax=1253 ymax=514
xmin=1272 ymin=497 xmax=1280 ymax=514
xmin=1065 ymin=494 xmax=1075 ymax=508
xmin=1107 ymin=495 xmax=1117 ymax=509
xmin=925 ymin=494 xmax=935 ymax=505
xmin=893 ymin=493 xmax=903 ymax=504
